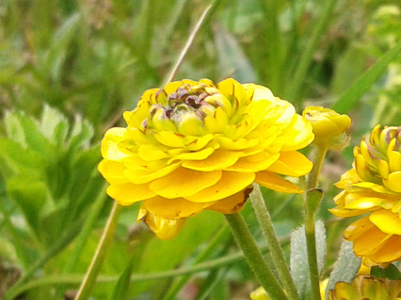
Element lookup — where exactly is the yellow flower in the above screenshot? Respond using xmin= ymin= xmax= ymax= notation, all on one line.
xmin=302 ymin=106 xmax=351 ymax=150
xmin=330 ymin=125 xmax=401 ymax=266
xmin=250 ymin=286 xmax=271 ymax=300
xmin=98 ymin=78 xmax=314 ymax=239
xmin=329 ymin=275 xmax=401 ymax=300
xmin=251 ymin=279 xmax=328 ymax=300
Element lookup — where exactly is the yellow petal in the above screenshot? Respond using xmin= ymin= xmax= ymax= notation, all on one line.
xmin=168 ymin=144 xmax=218 ymax=164
xmin=369 ymin=209 xmax=401 ymax=235
xmin=177 ymin=111 xmax=208 ymax=136
xmin=141 ymin=196 xmax=214 ymax=219
xmin=351 ymin=225 xmax=389 ymax=256
xmin=204 ymin=106 xmax=229 ymax=134
xmin=280 ymin=115 xmax=314 ymax=151
xmin=227 ymin=152 xmax=280 ymax=172
xmin=267 ymin=151 xmax=313 ymax=177
xmin=138 ymin=144 xmax=171 ymax=161
xmin=137 ymin=208 xmax=187 ymax=240
xmin=344 ymin=196 xmax=393 ymax=210
xmin=150 ymin=107 xmax=177 ymax=132
xmin=344 ymin=216 xmax=375 ymax=241
xmin=384 ymin=171 xmax=401 ymax=193
xmin=206 ymin=187 xmax=253 ymax=214
xmin=124 ymin=161 xmax=181 ymax=185
xmin=329 ymin=206 xmax=372 ymax=218
xmin=125 ymin=98 xmax=152 ymax=128
xmin=126 ymin=127 xmax=158 ymax=144
xmin=182 ymin=149 xmax=240 ymax=171
xmin=205 ymin=93 xmax=233 ymax=117
xmin=353 ymin=182 xmax=395 ymax=194
xmin=98 ymin=159 xmax=129 ymax=185
xmin=255 ymin=171 xmax=303 ymax=193
xmin=154 ymin=131 xmax=214 ymax=151
xmin=244 ymin=84 xmax=275 ymax=102
xmin=215 ymin=136 xmax=260 ymax=150
xmin=101 ymin=127 xmax=128 ymax=161
xmin=149 ymin=167 xmax=222 ymax=198
xmin=368 ymin=235 xmax=401 ymax=264
xmin=217 ymin=78 xmax=249 ymax=110
xmin=164 ymin=81 xmax=184 ymax=94
xmin=185 ymin=171 xmax=255 ymax=202
xmin=107 ymin=182 xmax=156 ymax=205
xmin=388 ymin=151 xmax=401 ymax=172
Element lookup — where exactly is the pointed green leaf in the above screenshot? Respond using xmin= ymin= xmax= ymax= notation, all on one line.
xmin=108 ymin=255 xmax=136 ymax=300
xmin=331 ymin=39 xmax=401 ymax=113
xmin=214 ymin=24 xmax=257 ymax=83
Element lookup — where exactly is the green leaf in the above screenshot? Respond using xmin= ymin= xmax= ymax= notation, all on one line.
xmin=68 ymin=116 xmax=94 ymax=150
xmin=6 ymin=175 xmax=49 ymax=236
xmin=371 ymin=264 xmax=401 ymax=280
xmin=0 ymin=138 xmax=46 ymax=178
xmin=4 ymin=111 xmax=27 ymax=148
xmin=290 ymin=220 xmax=326 ymax=300
xmin=325 ymin=240 xmax=361 ymax=299
xmin=331 ymin=44 xmax=368 ymax=95
xmin=4 ymin=111 xmax=54 ymax=158
xmin=45 ymin=13 xmax=81 ymax=82
xmin=38 ymin=104 xmax=69 ymax=145
xmin=331 ymin=39 xmax=401 ymax=114
xmin=108 ymin=255 xmax=136 ymax=300
xmin=213 ymin=24 xmax=257 ymax=83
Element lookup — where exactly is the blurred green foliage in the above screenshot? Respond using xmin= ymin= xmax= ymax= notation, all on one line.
xmin=1 ymin=0 xmax=401 ymax=299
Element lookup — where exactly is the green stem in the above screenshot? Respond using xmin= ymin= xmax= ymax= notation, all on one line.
xmin=305 ymin=145 xmax=328 ymax=300
xmin=75 ymin=202 xmax=123 ymax=300
xmin=308 ymin=146 xmax=328 ymax=190
xmin=305 ymin=206 xmax=320 ymax=300
xmin=224 ymin=212 xmax=288 ymax=300
xmin=250 ymin=184 xmax=300 ymax=300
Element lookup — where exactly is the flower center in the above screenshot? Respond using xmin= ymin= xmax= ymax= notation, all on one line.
xmin=148 ymin=83 xmax=224 ymax=130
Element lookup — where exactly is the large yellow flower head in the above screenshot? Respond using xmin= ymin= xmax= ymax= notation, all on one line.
xmin=330 ymin=125 xmax=401 ymax=266
xmin=98 ymin=78 xmax=314 ymax=239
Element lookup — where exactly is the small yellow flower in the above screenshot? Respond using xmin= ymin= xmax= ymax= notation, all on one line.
xmin=99 ymin=78 xmax=314 ymax=239
xmin=330 ymin=125 xmax=401 ymax=266
xmin=251 ymin=280 xmax=328 ymax=300
xmin=329 ymin=275 xmax=401 ymax=300
xmin=250 ymin=286 xmax=271 ymax=300
xmin=302 ymin=106 xmax=351 ymax=150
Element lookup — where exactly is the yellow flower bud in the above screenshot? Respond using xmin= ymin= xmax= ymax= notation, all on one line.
xmin=302 ymin=106 xmax=351 ymax=150
xmin=329 ymin=275 xmax=401 ymax=300
xmin=250 ymin=287 xmax=271 ymax=300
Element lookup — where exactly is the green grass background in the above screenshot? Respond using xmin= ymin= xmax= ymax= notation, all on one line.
xmin=1 ymin=0 xmax=401 ymax=299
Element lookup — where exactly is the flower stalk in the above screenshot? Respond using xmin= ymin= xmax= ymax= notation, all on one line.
xmin=224 ymin=212 xmax=288 ymax=300
xmin=250 ymin=184 xmax=300 ymax=300
xmin=75 ymin=202 xmax=123 ymax=300
xmin=305 ymin=145 xmax=328 ymax=300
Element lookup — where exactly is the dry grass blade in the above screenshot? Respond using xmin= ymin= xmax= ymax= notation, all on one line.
xmin=163 ymin=5 xmax=212 ymax=84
